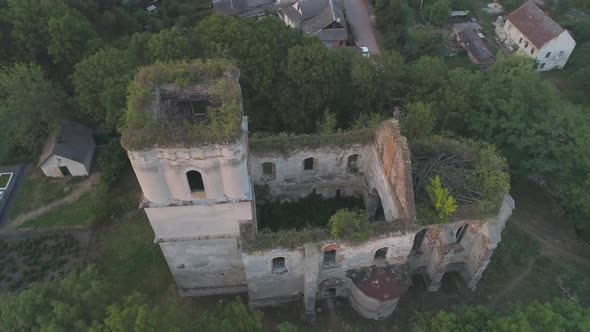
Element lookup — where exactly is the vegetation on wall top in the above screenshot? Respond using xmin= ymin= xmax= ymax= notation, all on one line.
xmin=412 ymin=137 xmax=510 ymax=223
xmin=121 ymin=59 xmax=243 ymax=150
xmin=249 ymin=128 xmax=375 ymax=155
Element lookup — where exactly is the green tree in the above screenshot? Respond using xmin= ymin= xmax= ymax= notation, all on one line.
xmin=0 ymin=63 xmax=65 ymax=162
xmin=403 ymin=28 xmax=446 ymax=61
xmin=428 ymin=0 xmax=451 ymax=26
xmin=47 ymin=7 xmax=102 ymax=65
xmin=147 ymin=28 xmax=192 ymax=62
xmin=426 ymin=176 xmax=457 ymax=222
xmin=279 ymin=42 xmax=341 ymax=132
xmin=438 ymin=67 xmax=483 ymax=133
xmin=401 ymin=101 xmax=435 ymax=140
xmin=73 ymin=48 xmax=136 ymax=129
xmin=417 ymin=300 xmax=590 ymax=332
xmin=408 ymin=56 xmax=448 ymax=97
xmin=98 ymin=140 xmax=129 ymax=189
xmin=350 ymin=51 xmax=406 ymax=117
xmin=0 ymin=266 xmax=110 ymax=331
xmin=329 ymin=209 xmax=373 ymax=244
xmin=6 ymin=0 xmax=101 ymax=66
xmin=101 ymin=292 xmax=190 ymax=331
xmin=318 ymin=110 xmax=338 ymax=134
xmin=194 ymin=15 xmax=303 ymax=131
xmin=193 ymin=298 xmax=264 ymax=332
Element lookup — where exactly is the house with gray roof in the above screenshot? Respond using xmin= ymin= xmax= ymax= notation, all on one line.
xmin=279 ymin=0 xmax=348 ymax=48
xmin=212 ymin=0 xmax=296 ymax=18
xmin=38 ymin=121 xmax=95 ymax=177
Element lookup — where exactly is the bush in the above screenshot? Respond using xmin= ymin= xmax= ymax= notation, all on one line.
xmin=427 ymin=176 xmax=458 ymax=222
xmin=329 ymin=209 xmax=373 ymax=245
xmin=98 ymin=140 xmax=129 ymax=189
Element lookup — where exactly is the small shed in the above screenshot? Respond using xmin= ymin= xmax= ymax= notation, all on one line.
xmin=37 ymin=121 xmax=95 ymax=177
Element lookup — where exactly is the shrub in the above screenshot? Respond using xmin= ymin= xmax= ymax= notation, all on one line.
xmin=98 ymin=140 xmax=129 ymax=189
xmin=328 ymin=209 xmax=373 ymax=245
xmin=426 ymin=176 xmax=457 ymax=222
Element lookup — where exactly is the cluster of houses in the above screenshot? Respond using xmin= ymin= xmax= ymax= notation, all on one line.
xmin=452 ymin=1 xmax=576 ymax=71
xmin=212 ymin=0 xmax=349 ymax=48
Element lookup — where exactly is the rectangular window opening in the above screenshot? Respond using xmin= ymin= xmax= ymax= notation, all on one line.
xmin=323 ymin=250 xmax=337 ymax=267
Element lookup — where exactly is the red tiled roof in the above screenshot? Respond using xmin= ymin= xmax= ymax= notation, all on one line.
xmin=507 ymin=1 xmax=564 ymax=48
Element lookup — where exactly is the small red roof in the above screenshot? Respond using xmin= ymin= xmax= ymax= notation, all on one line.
xmin=353 ymin=268 xmax=402 ymax=301
xmin=507 ymin=1 xmax=564 ymax=48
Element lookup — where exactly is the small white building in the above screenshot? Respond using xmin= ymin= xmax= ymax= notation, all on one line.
xmin=495 ymin=1 xmax=576 ymax=71
xmin=37 ymin=121 xmax=95 ymax=177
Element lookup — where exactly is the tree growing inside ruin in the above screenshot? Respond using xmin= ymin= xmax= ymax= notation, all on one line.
xmin=427 ymin=176 xmax=457 ymax=222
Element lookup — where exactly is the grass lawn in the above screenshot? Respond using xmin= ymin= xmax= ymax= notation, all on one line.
xmin=9 ymin=171 xmax=83 ymax=220
xmin=19 ymin=191 xmax=100 ymax=229
xmin=445 ymin=53 xmax=480 ymax=70
xmin=0 ymin=173 xmax=12 ymax=189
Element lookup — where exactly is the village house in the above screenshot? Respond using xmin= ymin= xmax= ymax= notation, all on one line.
xmin=495 ymin=0 xmax=576 ymax=71
xmin=37 ymin=120 xmax=95 ymax=178
xmin=278 ymin=0 xmax=348 ymax=48
xmin=451 ymin=22 xmax=495 ymax=70
xmin=212 ymin=0 xmax=349 ymax=48
xmin=212 ymin=0 xmax=296 ymax=18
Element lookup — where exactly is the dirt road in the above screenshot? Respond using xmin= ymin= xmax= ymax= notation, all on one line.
xmin=343 ymin=0 xmax=380 ymax=54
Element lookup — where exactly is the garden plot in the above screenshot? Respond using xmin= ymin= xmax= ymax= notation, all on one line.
xmin=0 ymin=232 xmax=87 ymax=293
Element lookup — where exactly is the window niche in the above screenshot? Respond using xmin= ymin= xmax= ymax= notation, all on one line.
xmin=373 ymin=247 xmax=388 ymax=262
xmin=303 ymin=157 xmax=316 ymax=173
xmin=347 ymin=154 xmax=359 ymax=173
xmin=456 ymin=224 xmax=469 ymax=244
xmin=323 ymin=250 xmax=337 ymax=268
xmin=272 ymin=257 xmax=288 ymax=274
xmin=262 ymin=162 xmax=276 ymax=180
xmin=410 ymin=229 xmax=428 ymax=255
xmin=187 ymin=170 xmax=205 ymax=198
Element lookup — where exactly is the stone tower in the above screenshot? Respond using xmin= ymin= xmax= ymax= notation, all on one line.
xmin=122 ymin=60 xmax=254 ymax=296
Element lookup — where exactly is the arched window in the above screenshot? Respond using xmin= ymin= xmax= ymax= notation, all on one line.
xmin=323 ymin=250 xmax=336 ymax=267
xmin=272 ymin=257 xmax=288 ymax=274
xmin=262 ymin=162 xmax=276 ymax=179
xmin=187 ymin=170 xmax=204 ymax=192
xmin=410 ymin=229 xmax=428 ymax=255
xmin=374 ymin=247 xmax=388 ymax=260
xmin=456 ymin=224 xmax=468 ymax=244
xmin=347 ymin=154 xmax=359 ymax=173
xmin=303 ymin=157 xmax=315 ymax=172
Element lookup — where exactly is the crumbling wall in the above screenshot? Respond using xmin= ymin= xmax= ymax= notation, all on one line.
xmin=408 ymin=195 xmax=515 ymax=291
xmin=370 ymin=120 xmax=416 ymax=221
xmin=250 ymin=146 xmax=370 ymax=201
xmin=241 ymin=248 xmax=305 ymax=307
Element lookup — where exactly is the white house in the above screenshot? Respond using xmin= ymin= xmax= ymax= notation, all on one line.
xmin=37 ymin=121 xmax=95 ymax=177
xmin=495 ymin=1 xmax=576 ymax=71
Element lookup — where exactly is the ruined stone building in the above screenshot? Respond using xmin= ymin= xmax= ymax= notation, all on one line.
xmin=121 ymin=60 xmax=514 ymax=320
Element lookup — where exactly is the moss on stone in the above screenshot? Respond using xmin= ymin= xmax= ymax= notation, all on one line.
xmin=121 ymin=59 xmax=243 ymax=150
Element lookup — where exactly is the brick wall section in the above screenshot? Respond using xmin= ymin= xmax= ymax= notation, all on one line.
xmin=373 ymin=120 xmax=416 ymax=222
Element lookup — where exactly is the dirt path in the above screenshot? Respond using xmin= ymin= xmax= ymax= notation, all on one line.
xmin=489 ymin=183 xmax=590 ymax=303
xmin=2 ymin=173 xmax=100 ymax=232
xmin=491 ymin=256 xmax=537 ymax=306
